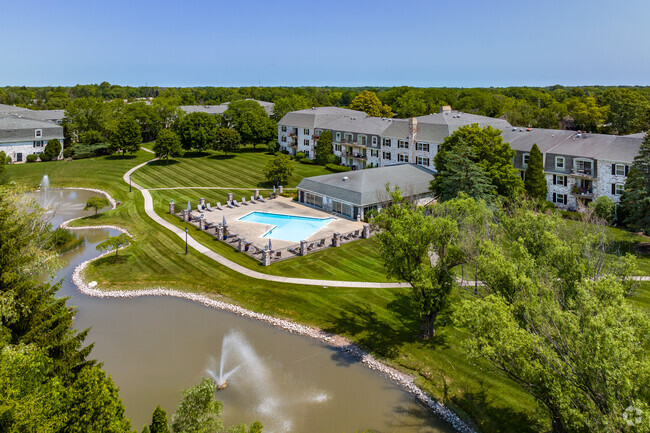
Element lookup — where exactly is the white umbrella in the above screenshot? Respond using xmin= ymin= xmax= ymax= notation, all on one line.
xmin=268 ymin=239 xmax=272 ymax=251
xmin=186 ymin=201 xmax=191 ymax=211
xmin=222 ymin=216 xmax=227 ymax=227
xmin=273 ymin=185 xmax=276 ymax=194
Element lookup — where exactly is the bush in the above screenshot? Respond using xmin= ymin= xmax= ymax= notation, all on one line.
xmin=42 ymin=139 xmax=61 ymax=161
xmin=295 ymin=151 xmax=306 ymax=160
xmin=559 ymin=210 xmax=582 ymax=221
xmin=71 ymin=143 xmax=111 ymax=160
xmin=63 ymin=146 xmax=75 ymax=159
xmin=26 ymin=154 xmax=38 ymax=163
xmin=299 ymin=157 xmax=315 ymax=164
xmin=589 ymin=196 xmax=615 ymax=223
xmin=325 ymin=163 xmax=351 ymax=173
xmin=266 ymin=140 xmax=280 ymax=155
xmin=79 ymin=130 xmax=104 ymax=145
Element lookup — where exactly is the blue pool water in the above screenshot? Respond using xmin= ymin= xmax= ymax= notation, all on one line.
xmin=238 ymin=211 xmax=335 ymax=242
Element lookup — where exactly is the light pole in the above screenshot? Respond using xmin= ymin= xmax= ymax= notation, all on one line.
xmin=129 ymin=175 xmax=132 ymax=193
xmin=185 ymin=226 xmax=189 ymax=255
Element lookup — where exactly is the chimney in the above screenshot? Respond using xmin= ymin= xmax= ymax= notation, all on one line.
xmin=409 ymin=118 xmax=418 ymax=141
xmin=439 ymin=105 xmax=452 ymax=113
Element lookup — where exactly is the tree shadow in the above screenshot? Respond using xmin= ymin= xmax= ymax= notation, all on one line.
xmin=207 ymin=154 xmax=236 ymax=160
xmin=181 ymin=151 xmax=211 ymax=158
xmin=148 ymin=159 xmax=180 ymax=166
xmin=451 ymin=380 xmax=545 ymax=433
xmin=90 ymin=253 xmax=132 ymax=267
xmin=105 ymin=154 xmax=138 ymax=160
xmin=236 ymin=146 xmax=265 ymax=153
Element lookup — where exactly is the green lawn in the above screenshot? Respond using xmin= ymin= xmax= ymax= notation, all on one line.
xmin=7 ymin=148 xmax=650 ymax=433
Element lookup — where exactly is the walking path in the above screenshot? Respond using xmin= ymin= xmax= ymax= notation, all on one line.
xmin=124 ymin=157 xmax=411 ymax=288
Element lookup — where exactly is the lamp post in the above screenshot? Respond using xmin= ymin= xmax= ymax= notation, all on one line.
xmin=129 ymin=175 xmax=132 ymax=193
xmin=185 ymin=227 xmax=189 ymax=255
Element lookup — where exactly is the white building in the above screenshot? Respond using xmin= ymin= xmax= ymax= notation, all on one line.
xmin=0 ymin=115 xmax=64 ymax=163
xmin=278 ymin=107 xmax=644 ymax=209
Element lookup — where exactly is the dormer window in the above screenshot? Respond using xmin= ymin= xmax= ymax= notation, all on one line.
xmin=522 ymin=153 xmax=530 ymax=168
xmin=35 ymin=129 xmax=42 ymax=138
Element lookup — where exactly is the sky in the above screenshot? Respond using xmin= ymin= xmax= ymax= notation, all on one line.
xmin=1 ymin=0 xmax=649 ymax=87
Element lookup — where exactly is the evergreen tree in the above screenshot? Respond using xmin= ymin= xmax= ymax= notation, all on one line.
xmin=523 ymin=143 xmax=547 ymax=200
xmin=149 ymin=405 xmax=169 ymax=433
xmin=430 ymin=144 xmax=495 ymax=202
xmin=620 ymin=132 xmax=650 ymax=233
xmin=42 ymin=138 xmax=62 ymax=161
xmin=314 ymin=130 xmax=334 ymax=165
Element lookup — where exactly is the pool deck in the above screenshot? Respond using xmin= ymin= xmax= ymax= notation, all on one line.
xmin=200 ymin=197 xmax=364 ymax=250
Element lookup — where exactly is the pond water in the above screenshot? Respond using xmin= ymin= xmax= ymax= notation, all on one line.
xmin=46 ymin=189 xmax=454 ymax=433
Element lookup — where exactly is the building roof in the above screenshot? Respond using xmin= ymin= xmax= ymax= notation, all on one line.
xmin=0 ymin=105 xmax=64 ymax=124
xmin=319 ymin=115 xmax=393 ymax=136
xmin=181 ymin=99 xmax=274 ymax=116
xmin=0 ymin=114 xmax=64 ymax=143
xmin=0 ymin=103 xmax=27 ymax=113
xmin=297 ymin=164 xmax=433 ymax=206
xmin=279 ymin=107 xmax=367 ymax=129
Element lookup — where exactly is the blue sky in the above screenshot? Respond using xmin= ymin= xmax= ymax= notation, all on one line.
xmin=1 ymin=0 xmax=649 ymax=87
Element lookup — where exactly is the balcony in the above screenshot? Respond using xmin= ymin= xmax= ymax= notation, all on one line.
xmin=570 ymin=168 xmax=594 ymax=178
xmin=571 ymin=186 xmax=593 ymax=198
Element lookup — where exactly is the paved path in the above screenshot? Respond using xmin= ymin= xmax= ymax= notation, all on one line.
xmin=124 ymin=158 xmax=410 ymax=289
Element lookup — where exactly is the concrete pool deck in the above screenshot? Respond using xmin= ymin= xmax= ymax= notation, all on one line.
xmin=200 ymin=196 xmax=364 ymax=250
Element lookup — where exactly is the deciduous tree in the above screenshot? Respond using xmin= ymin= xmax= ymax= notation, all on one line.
xmin=223 ymin=100 xmax=276 ymax=148
xmin=349 ymin=91 xmax=392 ymax=117
xmin=262 ymin=153 xmax=293 ymax=186
xmin=84 ymin=196 xmax=110 ymax=215
xmin=96 ymin=233 xmax=130 ymax=261
xmin=153 ymin=129 xmax=184 ymax=161
xmin=175 ymin=112 xmax=218 ymax=152
xmin=171 ymin=378 xmax=223 ymax=433
xmin=108 ymin=117 xmax=142 ymax=156
xmin=214 ymin=128 xmax=241 ymax=155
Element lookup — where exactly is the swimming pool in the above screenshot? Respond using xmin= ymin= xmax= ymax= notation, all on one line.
xmin=238 ymin=211 xmax=335 ymax=242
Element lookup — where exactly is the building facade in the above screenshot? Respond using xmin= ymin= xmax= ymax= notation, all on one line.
xmin=279 ymin=107 xmax=643 ymax=210
xmin=0 ymin=115 xmax=64 ymax=163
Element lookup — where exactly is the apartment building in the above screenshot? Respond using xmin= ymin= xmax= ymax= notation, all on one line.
xmin=278 ymin=107 xmax=643 ymax=209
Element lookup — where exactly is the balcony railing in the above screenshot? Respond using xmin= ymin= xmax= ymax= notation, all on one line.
xmin=570 ymin=168 xmax=593 ymax=177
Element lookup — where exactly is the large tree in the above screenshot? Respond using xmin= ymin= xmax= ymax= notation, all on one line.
xmin=171 ymin=378 xmax=223 ymax=433
xmin=430 ymin=144 xmax=495 ymax=202
xmin=214 ymin=127 xmax=241 ymax=155
xmin=108 ymin=116 xmax=142 ymax=156
xmin=314 ymin=130 xmax=334 ymax=165
xmin=271 ymin=95 xmax=310 ymax=121
xmin=453 ymin=205 xmax=649 ymax=433
xmin=432 ymin=124 xmax=524 ymax=199
xmin=263 ymin=153 xmax=293 ymax=185
xmin=600 ymin=88 xmax=650 ymax=134
xmin=153 ymin=129 xmax=184 ymax=161
xmin=524 ymin=143 xmax=547 ymax=200
xmin=223 ymin=100 xmax=276 ymax=148
xmin=349 ymin=91 xmax=392 ymax=117
xmin=175 ymin=112 xmax=218 ymax=152
xmin=620 ymin=132 xmax=650 ymax=233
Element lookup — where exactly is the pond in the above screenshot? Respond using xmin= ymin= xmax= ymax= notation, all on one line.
xmin=46 ymin=189 xmax=455 ymax=433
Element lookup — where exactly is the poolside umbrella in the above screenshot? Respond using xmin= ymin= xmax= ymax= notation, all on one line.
xmin=268 ymin=239 xmax=272 ymax=251
xmin=186 ymin=201 xmax=191 ymax=211
xmin=222 ymin=216 xmax=227 ymax=227
xmin=273 ymin=185 xmax=276 ymax=194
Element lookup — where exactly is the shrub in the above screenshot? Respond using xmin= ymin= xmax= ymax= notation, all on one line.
xmin=63 ymin=146 xmax=75 ymax=159
xmin=78 ymin=129 xmax=104 ymax=145
xmin=266 ymin=140 xmax=280 ymax=155
xmin=325 ymin=163 xmax=351 ymax=173
xmin=42 ymin=139 xmax=61 ymax=161
xmin=26 ymin=154 xmax=38 ymax=163
xmin=299 ymin=157 xmax=315 ymax=164
xmin=559 ymin=210 xmax=582 ymax=221
xmin=71 ymin=143 xmax=111 ymax=160
xmin=295 ymin=151 xmax=306 ymax=160
xmin=589 ymin=196 xmax=615 ymax=223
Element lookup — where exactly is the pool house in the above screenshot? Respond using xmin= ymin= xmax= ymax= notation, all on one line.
xmin=296 ymin=164 xmax=434 ymax=220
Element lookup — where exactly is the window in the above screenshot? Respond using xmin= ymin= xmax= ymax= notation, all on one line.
xmin=335 ymin=132 xmax=341 ymax=142
xmin=358 ymin=135 xmax=367 ymax=146
xmin=315 ymin=129 xmax=322 ymax=136
xmin=416 ymin=142 xmax=430 ymax=152
xmin=33 ymin=140 xmax=44 ymax=148
xmin=343 ymin=133 xmax=353 ymax=143
xmin=383 ymin=138 xmax=392 ymax=147
xmin=398 ymin=140 xmax=408 ymax=149
xmin=522 ymin=153 xmax=530 ymax=168
xmin=304 ymin=139 xmax=310 ymax=146
xmin=398 ymin=154 xmax=409 ymax=163
xmin=281 ymin=126 xmax=287 ymax=132
xmin=281 ymin=136 xmax=287 ymax=142
xmin=304 ymin=192 xmax=323 ymax=208
xmin=383 ymin=152 xmax=391 ymax=160
xmin=555 ymin=156 xmax=565 ymax=170
xmin=304 ymin=128 xmax=310 ymax=135
xmin=370 ymin=149 xmax=379 ymax=158
xmin=371 ymin=136 xmax=378 ymax=146
xmin=553 ymin=175 xmax=567 ymax=186
xmin=575 ymin=159 xmax=593 ymax=175
xmin=614 ymin=164 xmax=627 ymax=176
xmin=613 ymin=183 xmax=624 ymax=195
xmin=35 ymin=129 xmax=42 ymax=138
xmin=553 ymin=193 xmax=568 ymax=205
xmin=416 ymin=156 xmax=430 ymax=166
xmin=334 ymin=144 xmax=342 ymax=152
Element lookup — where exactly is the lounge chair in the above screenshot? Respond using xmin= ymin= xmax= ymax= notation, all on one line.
xmin=206 ymin=203 xmax=213 ymax=212
xmin=275 ymin=251 xmax=282 ymax=258
xmin=307 ymin=242 xmax=315 ymax=250
xmin=197 ymin=204 xmax=203 ymax=212
xmin=226 ymin=201 xmax=234 ymax=209
xmin=232 ymin=200 xmax=241 ymax=207
xmin=288 ymin=246 xmax=299 ymax=255
xmin=258 ymin=195 xmax=266 ymax=202
xmin=241 ymin=197 xmax=248 ymax=205
xmin=316 ymin=238 xmax=325 ymax=247
xmin=216 ymin=202 xmax=223 ymax=211
xmin=250 ymin=196 xmax=257 ymax=204
xmin=353 ymin=230 xmax=360 ymax=237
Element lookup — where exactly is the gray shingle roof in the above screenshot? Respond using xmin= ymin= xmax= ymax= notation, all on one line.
xmin=318 ymin=115 xmax=393 ymax=135
xmin=182 ymin=99 xmax=274 ymax=116
xmin=0 ymin=115 xmax=64 ymax=143
xmin=0 ymin=105 xmax=64 ymax=124
xmin=297 ymin=164 xmax=433 ymax=206
xmin=278 ymin=107 xmax=367 ymax=129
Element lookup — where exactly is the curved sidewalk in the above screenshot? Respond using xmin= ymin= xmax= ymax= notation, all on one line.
xmin=124 ymin=159 xmax=410 ymax=289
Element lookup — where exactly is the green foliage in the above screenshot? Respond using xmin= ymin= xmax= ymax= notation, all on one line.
xmin=109 ymin=116 xmax=143 ymax=155
xmin=42 ymin=138 xmax=61 ymax=161
xmin=621 ymin=133 xmax=650 ymax=234
xmin=171 ymin=378 xmax=224 ymax=433
xmin=314 ymin=130 xmax=334 ymax=165
xmin=432 ymin=124 xmax=523 ymax=199
xmin=262 ymin=153 xmax=294 ymax=186
xmin=298 ymin=157 xmax=314 ymax=164
xmin=325 ymin=163 xmax=351 ymax=173
xmin=176 ymin=112 xmax=218 ymax=151
xmin=149 ymin=405 xmax=170 ymax=433
xmin=271 ymin=95 xmax=310 ymax=121
xmin=223 ymin=100 xmax=276 ymax=148
xmin=71 ymin=142 xmax=111 ymax=160
xmin=430 ymin=144 xmax=496 ymax=202
xmin=153 ymin=129 xmax=184 ymax=161
xmin=84 ymin=196 xmax=110 ymax=215
xmin=588 ymin=195 xmax=615 ymax=223
xmin=349 ymin=90 xmax=392 ymax=117
xmin=600 ymin=88 xmax=650 ymax=134
xmin=265 ymin=140 xmax=279 ymax=155
xmin=79 ymin=129 xmax=105 ymax=145
xmin=96 ymin=233 xmax=130 ymax=260
xmin=295 ymin=151 xmax=305 ymax=160
xmin=523 ymin=143 xmax=547 ymax=200
xmin=214 ymin=128 xmax=241 ymax=154
xmin=26 ymin=154 xmax=38 ymax=163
